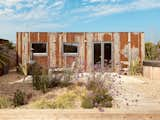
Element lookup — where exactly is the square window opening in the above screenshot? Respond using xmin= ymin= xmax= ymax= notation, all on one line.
xmin=63 ymin=43 xmax=79 ymax=55
xmin=31 ymin=43 xmax=47 ymax=55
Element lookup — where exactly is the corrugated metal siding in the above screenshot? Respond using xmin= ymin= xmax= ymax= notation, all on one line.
xmin=34 ymin=56 xmax=48 ymax=69
xmin=16 ymin=32 xmax=144 ymax=72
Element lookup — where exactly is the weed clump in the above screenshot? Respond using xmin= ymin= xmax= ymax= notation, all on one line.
xmin=13 ymin=89 xmax=27 ymax=107
xmin=82 ymin=73 xmax=113 ymax=108
xmin=0 ymin=96 xmax=12 ymax=108
xmin=53 ymin=91 xmax=77 ymax=109
xmin=129 ymin=59 xmax=142 ymax=75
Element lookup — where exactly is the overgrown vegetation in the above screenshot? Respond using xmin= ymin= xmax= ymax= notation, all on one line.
xmin=27 ymin=86 xmax=87 ymax=109
xmin=145 ymin=42 xmax=159 ymax=60
xmin=13 ymin=89 xmax=27 ymax=107
xmin=5 ymin=57 xmax=114 ymax=109
xmin=82 ymin=73 xmax=113 ymax=108
xmin=29 ymin=62 xmax=73 ymax=93
xmin=129 ymin=59 xmax=142 ymax=75
xmin=81 ymin=94 xmax=94 ymax=108
xmin=0 ymin=96 xmax=13 ymax=109
xmin=29 ymin=63 xmax=49 ymax=93
xmin=53 ymin=91 xmax=78 ymax=109
xmin=29 ymin=90 xmax=80 ymax=109
xmin=29 ymin=99 xmax=55 ymax=109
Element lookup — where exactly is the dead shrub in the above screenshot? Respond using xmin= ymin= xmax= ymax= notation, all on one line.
xmin=84 ymin=73 xmax=113 ymax=108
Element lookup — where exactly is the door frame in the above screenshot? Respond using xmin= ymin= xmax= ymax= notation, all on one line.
xmin=93 ymin=41 xmax=113 ymax=71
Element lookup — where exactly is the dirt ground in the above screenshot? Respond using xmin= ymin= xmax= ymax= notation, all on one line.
xmin=0 ymin=70 xmax=42 ymax=99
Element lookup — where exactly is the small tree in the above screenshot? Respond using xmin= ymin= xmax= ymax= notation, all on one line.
xmin=145 ymin=42 xmax=158 ymax=60
xmin=157 ymin=41 xmax=160 ymax=60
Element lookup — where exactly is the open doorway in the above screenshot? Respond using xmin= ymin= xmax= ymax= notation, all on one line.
xmin=93 ymin=42 xmax=112 ymax=71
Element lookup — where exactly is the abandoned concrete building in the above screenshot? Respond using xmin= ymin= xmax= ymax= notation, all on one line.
xmin=16 ymin=32 xmax=144 ymax=72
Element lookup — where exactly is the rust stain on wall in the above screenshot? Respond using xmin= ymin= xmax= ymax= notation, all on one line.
xmin=131 ymin=32 xmax=139 ymax=48
xmin=16 ymin=32 xmax=144 ymax=72
xmin=56 ymin=34 xmax=59 ymax=67
xmin=120 ymin=32 xmax=128 ymax=61
xmin=139 ymin=33 xmax=142 ymax=62
xmin=30 ymin=32 xmax=38 ymax=42
xmin=103 ymin=33 xmax=112 ymax=41
xmin=34 ymin=56 xmax=48 ymax=68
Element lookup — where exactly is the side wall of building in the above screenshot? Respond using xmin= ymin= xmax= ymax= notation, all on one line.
xmin=16 ymin=32 xmax=144 ymax=72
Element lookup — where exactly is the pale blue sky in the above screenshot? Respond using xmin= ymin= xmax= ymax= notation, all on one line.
xmin=0 ymin=0 xmax=160 ymax=43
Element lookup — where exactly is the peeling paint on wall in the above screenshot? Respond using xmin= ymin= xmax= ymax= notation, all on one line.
xmin=122 ymin=44 xmax=129 ymax=58
xmin=131 ymin=47 xmax=139 ymax=60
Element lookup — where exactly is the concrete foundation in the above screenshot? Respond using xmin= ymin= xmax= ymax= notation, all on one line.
xmin=143 ymin=61 xmax=160 ymax=80
xmin=0 ymin=109 xmax=160 ymax=120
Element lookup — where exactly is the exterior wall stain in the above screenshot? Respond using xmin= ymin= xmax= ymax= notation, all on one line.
xmin=16 ymin=32 xmax=144 ymax=72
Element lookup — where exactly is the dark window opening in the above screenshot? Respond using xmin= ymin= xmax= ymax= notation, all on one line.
xmin=94 ymin=43 xmax=101 ymax=64
xmin=32 ymin=43 xmax=47 ymax=53
xmin=104 ymin=43 xmax=112 ymax=71
xmin=104 ymin=43 xmax=111 ymax=64
xmin=63 ymin=43 xmax=78 ymax=54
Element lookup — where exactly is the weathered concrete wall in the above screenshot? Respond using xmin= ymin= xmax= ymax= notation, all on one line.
xmin=143 ymin=66 xmax=160 ymax=80
xmin=16 ymin=32 xmax=144 ymax=72
xmin=0 ymin=109 xmax=160 ymax=120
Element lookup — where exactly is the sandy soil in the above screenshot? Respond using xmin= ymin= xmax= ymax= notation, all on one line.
xmin=111 ymin=74 xmax=160 ymax=110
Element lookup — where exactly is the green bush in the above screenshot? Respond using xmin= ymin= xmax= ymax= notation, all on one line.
xmin=13 ymin=89 xmax=26 ymax=107
xmin=53 ymin=91 xmax=77 ymax=109
xmin=81 ymin=90 xmax=113 ymax=108
xmin=145 ymin=42 xmax=158 ymax=60
xmin=33 ymin=73 xmax=49 ymax=93
xmin=81 ymin=96 xmax=94 ymax=108
xmin=40 ymin=73 xmax=49 ymax=93
xmin=31 ymin=63 xmax=42 ymax=89
xmin=93 ymin=93 xmax=113 ymax=107
xmin=0 ymin=96 xmax=12 ymax=108
xmin=31 ymin=63 xmax=49 ymax=93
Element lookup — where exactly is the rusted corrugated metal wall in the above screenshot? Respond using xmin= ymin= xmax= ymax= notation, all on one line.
xmin=16 ymin=32 xmax=144 ymax=72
